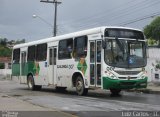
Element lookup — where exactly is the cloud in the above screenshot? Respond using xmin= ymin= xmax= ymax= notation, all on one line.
xmin=0 ymin=0 xmax=160 ymax=41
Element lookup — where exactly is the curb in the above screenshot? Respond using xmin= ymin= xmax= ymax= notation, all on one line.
xmin=127 ymin=88 xmax=160 ymax=94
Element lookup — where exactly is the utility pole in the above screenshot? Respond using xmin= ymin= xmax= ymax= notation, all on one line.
xmin=40 ymin=0 xmax=61 ymax=37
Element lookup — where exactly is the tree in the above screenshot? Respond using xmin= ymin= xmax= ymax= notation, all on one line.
xmin=147 ymin=38 xmax=157 ymax=46
xmin=15 ymin=39 xmax=25 ymax=44
xmin=0 ymin=38 xmax=8 ymax=46
xmin=0 ymin=45 xmax=12 ymax=57
xmin=0 ymin=63 xmax=5 ymax=69
xmin=144 ymin=16 xmax=160 ymax=47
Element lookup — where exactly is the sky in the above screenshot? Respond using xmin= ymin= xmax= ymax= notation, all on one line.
xmin=0 ymin=0 xmax=160 ymax=42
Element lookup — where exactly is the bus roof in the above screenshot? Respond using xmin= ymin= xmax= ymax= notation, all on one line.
xmin=13 ymin=26 xmax=142 ymax=49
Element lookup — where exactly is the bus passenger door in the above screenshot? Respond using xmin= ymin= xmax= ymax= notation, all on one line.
xmin=89 ymin=40 xmax=102 ymax=87
xmin=48 ymin=47 xmax=57 ymax=85
xmin=20 ymin=51 xmax=27 ymax=83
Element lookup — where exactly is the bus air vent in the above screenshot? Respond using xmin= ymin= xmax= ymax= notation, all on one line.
xmin=115 ymin=71 xmax=140 ymax=75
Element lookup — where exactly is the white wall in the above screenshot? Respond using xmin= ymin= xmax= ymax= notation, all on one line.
xmin=147 ymin=47 xmax=160 ymax=82
xmin=0 ymin=69 xmax=11 ymax=79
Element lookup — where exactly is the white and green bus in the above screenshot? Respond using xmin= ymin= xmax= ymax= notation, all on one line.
xmin=12 ymin=26 xmax=148 ymax=95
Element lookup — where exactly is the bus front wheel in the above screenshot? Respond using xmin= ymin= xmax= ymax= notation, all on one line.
xmin=110 ymin=89 xmax=121 ymax=95
xmin=76 ymin=76 xmax=88 ymax=96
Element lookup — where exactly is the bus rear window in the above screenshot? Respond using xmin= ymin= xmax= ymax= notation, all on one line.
xmin=13 ymin=48 xmax=20 ymax=63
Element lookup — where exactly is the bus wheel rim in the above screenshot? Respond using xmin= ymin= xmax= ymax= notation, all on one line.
xmin=77 ymin=80 xmax=83 ymax=91
xmin=28 ymin=77 xmax=33 ymax=88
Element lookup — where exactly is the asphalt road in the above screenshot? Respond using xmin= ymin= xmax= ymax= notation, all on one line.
xmin=0 ymin=78 xmax=160 ymax=117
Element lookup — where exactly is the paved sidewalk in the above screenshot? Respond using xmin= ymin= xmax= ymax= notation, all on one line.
xmin=0 ymin=93 xmax=49 ymax=111
xmin=129 ymin=82 xmax=160 ymax=94
xmin=0 ymin=77 xmax=76 ymax=117
xmin=0 ymin=93 xmax=76 ymax=117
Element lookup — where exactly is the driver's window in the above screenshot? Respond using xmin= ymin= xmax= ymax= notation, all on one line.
xmin=105 ymin=41 xmax=115 ymax=63
xmin=130 ymin=43 xmax=143 ymax=57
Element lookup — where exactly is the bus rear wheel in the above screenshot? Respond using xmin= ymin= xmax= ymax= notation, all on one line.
xmin=27 ymin=75 xmax=41 ymax=91
xmin=110 ymin=89 xmax=121 ymax=95
xmin=76 ymin=76 xmax=88 ymax=96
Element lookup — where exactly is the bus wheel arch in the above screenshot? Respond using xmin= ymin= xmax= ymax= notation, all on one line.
xmin=27 ymin=73 xmax=42 ymax=91
xmin=72 ymin=72 xmax=88 ymax=96
xmin=27 ymin=73 xmax=34 ymax=90
xmin=72 ymin=72 xmax=83 ymax=87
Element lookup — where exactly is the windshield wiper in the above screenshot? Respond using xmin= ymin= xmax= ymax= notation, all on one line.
xmin=115 ymin=37 xmax=124 ymax=53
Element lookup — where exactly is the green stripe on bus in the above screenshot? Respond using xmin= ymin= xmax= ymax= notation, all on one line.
xmin=103 ymin=77 xmax=147 ymax=89
xmin=12 ymin=61 xmax=38 ymax=76
xmin=12 ymin=63 xmax=20 ymax=76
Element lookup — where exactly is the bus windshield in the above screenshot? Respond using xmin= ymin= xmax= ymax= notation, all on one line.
xmin=104 ymin=39 xmax=147 ymax=68
xmin=104 ymin=28 xmax=147 ymax=68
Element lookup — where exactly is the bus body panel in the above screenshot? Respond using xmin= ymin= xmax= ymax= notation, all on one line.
xmin=56 ymin=59 xmax=75 ymax=87
xmin=33 ymin=61 xmax=48 ymax=86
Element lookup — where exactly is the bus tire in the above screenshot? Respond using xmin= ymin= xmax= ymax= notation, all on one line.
xmin=110 ymin=89 xmax=121 ymax=95
xmin=27 ymin=75 xmax=42 ymax=91
xmin=76 ymin=76 xmax=88 ymax=96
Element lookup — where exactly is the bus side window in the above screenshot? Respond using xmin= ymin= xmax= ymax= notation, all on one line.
xmin=74 ymin=36 xmax=88 ymax=59
xmin=13 ymin=48 xmax=20 ymax=63
xmin=36 ymin=43 xmax=47 ymax=61
xmin=58 ymin=38 xmax=73 ymax=59
xmin=27 ymin=45 xmax=36 ymax=62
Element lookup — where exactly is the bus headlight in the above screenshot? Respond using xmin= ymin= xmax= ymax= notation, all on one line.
xmin=110 ymin=74 xmax=118 ymax=79
xmin=105 ymin=71 xmax=118 ymax=79
xmin=139 ymin=74 xmax=146 ymax=79
xmin=141 ymin=76 xmax=146 ymax=79
xmin=140 ymin=75 xmax=146 ymax=79
xmin=140 ymin=71 xmax=147 ymax=79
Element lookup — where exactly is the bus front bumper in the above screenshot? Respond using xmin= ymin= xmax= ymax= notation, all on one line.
xmin=103 ymin=77 xmax=148 ymax=90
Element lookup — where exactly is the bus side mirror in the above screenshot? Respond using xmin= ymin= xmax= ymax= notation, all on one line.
xmin=102 ymin=40 xmax=106 ymax=49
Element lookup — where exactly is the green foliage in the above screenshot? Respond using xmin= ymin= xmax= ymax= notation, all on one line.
xmin=0 ymin=45 xmax=12 ymax=57
xmin=16 ymin=39 xmax=25 ymax=44
xmin=0 ymin=38 xmax=8 ymax=46
xmin=0 ymin=37 xmax=25 ymax=57
xmin=144 ymin=16 xmax=160 ymax=46
xmin=0 ymin=63 xmax=5 ymax=69
xmin=156 ymin=64 xmax=160 ymax=69
xmin=155 ymin=60 xmax=160 ymax=69
xmin=147 ymin=38 xmax=157 ymax=46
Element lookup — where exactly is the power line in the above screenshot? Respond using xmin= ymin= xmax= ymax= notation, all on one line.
xmin=57 ymin=0 xmax=160 ymax=34
xmin=74 ymin=0 xmax=160 ymax=30
xmin=58 ymin=0 xmax=137 ymax=26
xmin=40 ymin=0 xmax=61 ymax=37
xmin=58 ymin=0 xmax=149 ymax=27
xmin=118 ymin=12 xmax=160 ymax=26
xmin=80 ymin=0 xmax=155 ymax=26
xmin=105 ymin=0 xmax=160 ymax=25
